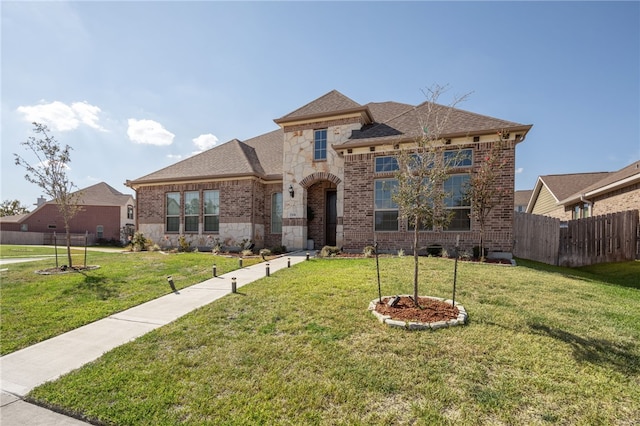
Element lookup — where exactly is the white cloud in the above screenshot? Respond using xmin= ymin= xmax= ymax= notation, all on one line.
xmin=515 ymin=167 xmax=524 ymax=174
xmin=17 ymin=101 xmax=106 ymax=131
xmin=167 ymin=154 xmax=183 ymax=160
xmin=127 ymin=119 xmax=175 ymax=146
xmin=192 ymin=133 xmax=219 ymax=152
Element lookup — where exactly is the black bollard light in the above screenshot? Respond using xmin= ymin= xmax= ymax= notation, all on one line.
xmin=167 ymin=276 xmax=177 ymax=292
xmin=239 ymin=258 xmax=243 ymax=268
xmin=231 ymin=277 xmax=237 ymax=293
xmin=266 ymin=263 xmax=270 ymax=277
xmin=306 ymin=252 xmax=309 ymax=261
xmin=212 ymin=264 xmax=217 ymax=277
xmin=287 ymin=257 xmax=291 ymax=268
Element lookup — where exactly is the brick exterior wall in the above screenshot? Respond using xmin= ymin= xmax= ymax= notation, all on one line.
xmin=135 ymin=179 xmax=284 ymax=249
xmin=342 ymin=142 xmax=516 ymax=254
xmin=564 ymin=182 xmax=640 ymax=217
xmin=1 ymin=204 xmax=123 ymax=241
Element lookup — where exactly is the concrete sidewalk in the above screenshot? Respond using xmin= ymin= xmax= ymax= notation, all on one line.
xmin=0 ymin=251 xmax=309 ymax=425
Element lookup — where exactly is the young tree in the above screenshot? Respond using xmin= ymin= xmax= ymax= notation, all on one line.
xmin=0 ymin=199 xmax=30 ymax=217
xmin=14 ymin=123 xmax=82 ymax=267
xmin=392 ymin=85 xmax=470 ymax=306
xmin=464 ymin=130 xmax=510 ymax=261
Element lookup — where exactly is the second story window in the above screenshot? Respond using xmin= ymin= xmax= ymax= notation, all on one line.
xmin=314 ymin=129 xmax=327 ymax=161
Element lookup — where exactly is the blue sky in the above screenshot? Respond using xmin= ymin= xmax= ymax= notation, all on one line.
xmin=2 ymin=1 xmax=639 ymax=209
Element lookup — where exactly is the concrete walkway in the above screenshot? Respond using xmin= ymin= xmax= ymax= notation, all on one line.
xmin=0 ymin=251 xmax=310 ymax=425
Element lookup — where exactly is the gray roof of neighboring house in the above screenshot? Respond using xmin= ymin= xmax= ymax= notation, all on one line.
xmin=559 ymin=160 xmax=640 ymax=204
xmin=538 ymin=173 xmax=610 ymax=202
xmin=0 ymin=182 xmax=132 ymax=224
xmin=127 ymin=90 xmax=532 ymax=186
xmin=514 ymin=190 xmax=533 ymax=206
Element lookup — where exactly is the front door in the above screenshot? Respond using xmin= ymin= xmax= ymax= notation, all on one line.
xmin=326 ymin=191 xmax=337 ymax=246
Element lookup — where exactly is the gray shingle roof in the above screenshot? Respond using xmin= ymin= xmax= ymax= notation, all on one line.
xmin=559 ymin=160 xmax=640 ymax=204
xmin=540 ymin=172 xmax=610 ymax=202
xmin=127 ymin=90 xmax=532 ymax=186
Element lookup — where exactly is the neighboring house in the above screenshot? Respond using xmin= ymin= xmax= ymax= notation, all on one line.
xmin=0 ymin=182 xmax=135 ymax=245
xmin=526 ymin=172 xmax=609 ymax=220
xmin=558 ymin=160 xmax=640 ymax=219
xmin=126 ymin=90 xmax=532 ymax=254
xmin=526 ymin=161 xmax=640 ymax=220
xmin=514 ymin=190 xmax=533 ymax=212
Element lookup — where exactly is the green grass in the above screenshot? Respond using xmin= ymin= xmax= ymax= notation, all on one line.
xmin=26 ymin=257 xmax=640 ymax=425
xmin=0 ymin=244 xmax=85 ymax=258
xmin=0 ymin=247 xmax=262 ymax=355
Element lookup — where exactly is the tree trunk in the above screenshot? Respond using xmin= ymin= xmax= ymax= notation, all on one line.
xmin=65 ymin=224 xmax=73 ymax=268
xmin=479 ymin=218 xmax=485 ymax=262
xmin=413 ymin=216 xmax=419 ymax=307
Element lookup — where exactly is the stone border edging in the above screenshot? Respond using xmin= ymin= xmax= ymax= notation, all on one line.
xmin=368 ymin=295 xmax=468 ymax=330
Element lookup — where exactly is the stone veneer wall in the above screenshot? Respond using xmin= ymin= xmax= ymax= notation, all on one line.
xmin=280 ymin=117 xmax=360 ymax=250
xmin=342 ymin=141 xmax=517 ymax=254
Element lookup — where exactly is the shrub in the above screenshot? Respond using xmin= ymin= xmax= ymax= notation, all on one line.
xmin=363 ymin=245 xmax=376 ymax=258
xmin=241 ymin=249 xmax=254 ymax=257
xmin=319 ymin=246 xmax=341 ymax=258
xmin=270 ymin=245 xmax=287 ymax=255
xmin=397 ymin=248 xmax=405 ymax=258
xmin=178 ymin=235 xmax=191 ymax=252
xmin=131 ymin=232 xmax=151 ymax=252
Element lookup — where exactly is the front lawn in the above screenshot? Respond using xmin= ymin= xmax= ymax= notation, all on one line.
xmin=0 ymin=249 xmax=262 ymax=355
xmin=27 ymin=258 xmax=640 ymax=425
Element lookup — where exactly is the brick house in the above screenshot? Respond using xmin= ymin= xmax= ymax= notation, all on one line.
xmin=557 ymin=161 xmax=640 ymax=219
xmin=526 ymin=161 xmax=640 ymax=220
xmin=0 ymin=182 xmax=135 ymax=245
xmin=125 ymin=90 xmax=532 ymax=254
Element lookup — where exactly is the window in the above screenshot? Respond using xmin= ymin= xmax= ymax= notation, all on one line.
xmin=184 ymin=191 xmax=200 ymax=233
xmin=314 ymin=129 xmax=327 ymax=161
xmin=96 ymin=225 xmax=104 ymax=239
xmin=444 ymin=149 xmax=473 ymax=168
xmin=572 ymin=203 xmax=591 ymax=220
xmin=444 ymin=174 xmax=471 ymax=231
xmin=204 ymin=190 xmax=220 ymax=232
xmin=127 ymin=205 xmax=134 ymax=220
xmin=271 ymin=192 xmax=283 ymax=234
xmin=166 ymin=192 xmax=180 ymax=232
xmin=21 ymin=224 xmax=28 ymax=232
xmin=375 ymin=156 xmax=399 ymax=173
xmin=374 ymin=179 xmax=398 ymax=231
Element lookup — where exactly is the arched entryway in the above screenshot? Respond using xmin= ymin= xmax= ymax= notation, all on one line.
xmin=300 ymin=173 xmax=341 ymax=250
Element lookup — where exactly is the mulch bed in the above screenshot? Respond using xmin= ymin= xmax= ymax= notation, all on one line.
xmin=36 ymin=265 xmax=100 ymax=275
xmin=374 ymin=296 xmax=459 ymax=323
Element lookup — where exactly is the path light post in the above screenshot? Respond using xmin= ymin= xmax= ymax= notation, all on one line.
xmin=212 ymin=264 xmax=217 ymax=277
xmin=306 ymin=252 xmax=309 ymax=261
xmin=453 ymin=235 xmax=460 ymax=306
xmin=239 ymin=258 xmax=243 ymax=268
xmin=231 ymin=277 xmax=237 ymax=293
xmin=375 ymin=242 xmax=382 ymax=304
xmin=287 ymin=257 xmax=291 ymax=268
xmin=167 ymin=276 xmax=177 ymax=292
xmin=266 ymin=263 xmax=270 ymax=277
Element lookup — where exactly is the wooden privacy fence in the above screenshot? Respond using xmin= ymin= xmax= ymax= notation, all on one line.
xmin=513 ymin=210 xmax=639 ymax=267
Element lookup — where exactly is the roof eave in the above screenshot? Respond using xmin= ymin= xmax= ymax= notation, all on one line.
xmin=558 ymin=173 xmax=640 ymax=205
xmin=125 ymin=172 xmax=265 ymax=189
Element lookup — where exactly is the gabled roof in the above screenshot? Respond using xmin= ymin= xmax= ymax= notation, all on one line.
xmin=345 ymin=101 xmax=531 ymax=147
xmin=127 ymin=129 xmax=284 ymax=186
xmin=75 ymin=182 xmax=134 ymax=206
xmin=526 ymin=172 xmax=610 ymax=213
xmin=514 ymin=190 xmax=533 ymax=207
xmin=558 ymin=160 xmax=640 ymax=205
xmin=0 ymin=182 xmax=133 ymax=224
xmin=274 ymin=90 xmax=368 ymax=124
xmin=127 ymin=90 xmax=532 ymax=187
